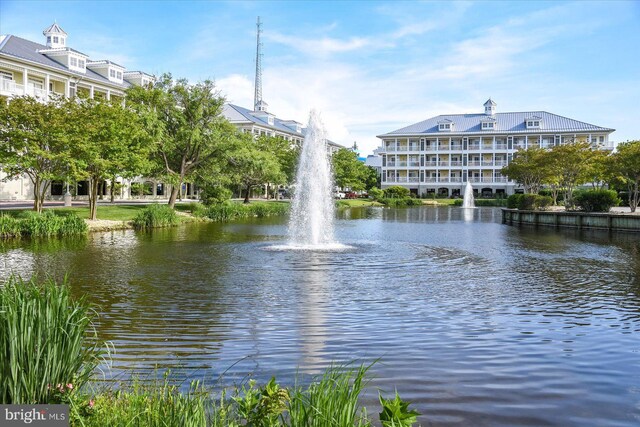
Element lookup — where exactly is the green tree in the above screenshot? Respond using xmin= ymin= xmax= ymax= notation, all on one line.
xmin=126 ymin=74 xmax=229 ymax=208
xmin=255 ymin=135 xmax=300 ymax=185
xmin=66 ymin=97 xmax=152 ymax=220
xmin=500 ymin=147 xmax=549 ymax=194
xmin=332 ymin=148 xmax=371 ymax=191
xmin=0 ymin=96 xmax=69 ymax=212
xmin=608 ymin=140 xmax=640 ymax=212
xmin=550 ymin=142 xmax=594 ymax=209
xmin=227 ymin=134 xmax=285 ymax=203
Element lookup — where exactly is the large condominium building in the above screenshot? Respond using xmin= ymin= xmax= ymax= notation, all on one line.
xmin=377 ymin=99 xmax=615 ymax=197
xmin=0 ymin=23 xmax=157 ymax=201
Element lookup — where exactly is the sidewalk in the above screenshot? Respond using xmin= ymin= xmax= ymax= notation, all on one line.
xmin=0 ymin=198 xmax=173 ymax=210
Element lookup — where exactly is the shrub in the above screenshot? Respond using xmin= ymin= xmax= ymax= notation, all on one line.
xmin=200 ymin=186 xmax=232 ymax=206
xmin=507 ymin=194 xmax=524 ymax=209
xmin=0 ymin=276 xmax=105 ymax=404
xmin=573 ymin=189 xmax=621 ymax=212
xmin=378 ymin=198 xmax=422 ymax=207
xmin=368 ymin=187 xmax=384 ymax=200
xmin=383 ymin=186 xmax=410 ymax=199
xmin=0 ymin=214 xmax=22 ymax=238
xmin=507 ymin=194 xmax=552 ymax=210
xmin=453 ymin=199 xmax=507 ymax=207
xmin=133 ymin=204 xmax=179 ymax=230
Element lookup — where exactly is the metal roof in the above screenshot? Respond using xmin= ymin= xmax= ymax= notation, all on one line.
xmin=379 ymin=111 xmax=614 ymax=137
xmin=42 ymin=23 xmax=67 ymax=36
xmin=224 ymin=103 xmax=306 ymax=136
xmin=0 ymin=35 xmax=131 ymax=89
xmin=223 ymin=103 xmax=346 ymax=148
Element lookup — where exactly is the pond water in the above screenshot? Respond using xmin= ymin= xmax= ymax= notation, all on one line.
xmin=1 ymin=207 xmax=639 ymax=426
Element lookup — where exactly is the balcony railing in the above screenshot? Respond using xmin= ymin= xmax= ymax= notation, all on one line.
xmin=450 ymin=144 xmax=463 ymax=150
xmin=408 ymin=161 xmax=420 ymax=167
xmin=0 ymin=80 xmax=24 ymax=95
xmin=468 ymin=144 xmax=480 ymax=150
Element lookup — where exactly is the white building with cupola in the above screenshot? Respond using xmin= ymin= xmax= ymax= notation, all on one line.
xmin=0 ymin=23 xmax=160 ymax=201
xmin=377 ymin=99 xmax=615 ymax=198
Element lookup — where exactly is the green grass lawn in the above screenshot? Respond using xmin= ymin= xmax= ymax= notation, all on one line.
xmin=336 ymin=199 xmax=384 ymax=207
xmin=50 ymin=205 xmax=148 ymax=221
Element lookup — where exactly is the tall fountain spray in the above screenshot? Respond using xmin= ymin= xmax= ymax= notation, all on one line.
xmin=462 ymin=181 xmax=476 ymax=208
xmin=287 ymin=111 xmax=340 ymax=249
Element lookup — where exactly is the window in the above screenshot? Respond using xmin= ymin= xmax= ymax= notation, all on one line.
xmin=0 ymin=71 xmax=12 ymax=81
xmin=534 ymin=121 xmax=540 ymax=127
xmin=78 ymin=60 xmax=85 ymax=68
xmin=47 ymin=36 xmax=52 ymax=43
xmin=482 ymin=122 xmax=494 ymax=129
xmin=439 ymin=123 xmax=451 ymax=131
xmin=116 ymin=71 xmax=122 ymax=79
xmin=527 ymin=121 xmax=533 ymax=127
xmin=69 ymin=82 xmax=76 ymax=98
xmin=110 ymin=69 xmax=116 ymax=78
xmin=70 ymin=57 xmax=78 ymax=67
xmin=53 ymin=36 xmax=59 ymax=43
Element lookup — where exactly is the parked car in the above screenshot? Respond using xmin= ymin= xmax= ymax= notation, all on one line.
xmin=345 ymin=192 xmax=358 ymax=199
xmin=334 ymin=192 xmax=346 ymax=199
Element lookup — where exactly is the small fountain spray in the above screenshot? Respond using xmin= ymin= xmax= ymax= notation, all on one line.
xmin=285 ymin=110 xmax=346 ymax=250
xmin=462 ymin=181 xmax=476 ymax=209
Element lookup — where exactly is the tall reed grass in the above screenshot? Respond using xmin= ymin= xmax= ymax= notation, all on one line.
xmin=132 ymin=204 xmax=180 ymax=230
xmin=203 ymin=202 xmax=289 ymax=222
xmin=0 ymin=276 xmax=105 ymax=404
xmin=0 ymin=211 xmax=87 ymax=238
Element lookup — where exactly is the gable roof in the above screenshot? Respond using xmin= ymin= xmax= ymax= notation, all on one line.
xmin=224 ymin=103 xmax=306 ymax=135
xmin=223 ymin=103 xmax=346 ymax=149
xmin=42 ymin=23 xmax=67 ymax=36
xmin=0 ymin=35 xmax=131 ymax=89
xmin=379 ymin=111 xmax=614 ymax=137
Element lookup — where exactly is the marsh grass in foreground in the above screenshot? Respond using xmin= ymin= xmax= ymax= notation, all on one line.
xmin=0 ymin=276 xmax=105 ymax=404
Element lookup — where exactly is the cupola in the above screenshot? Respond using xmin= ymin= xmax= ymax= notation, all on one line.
xmin=484 ymin=98 xmax=496 ymax=116
xmin=43 ymin=22 xmax=67 ymax=48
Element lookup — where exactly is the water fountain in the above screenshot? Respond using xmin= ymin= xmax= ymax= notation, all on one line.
xmin=285 ymin=110 xmax=346 ymax=250
xmin=462 ymin=181 xmax=476 ymax=208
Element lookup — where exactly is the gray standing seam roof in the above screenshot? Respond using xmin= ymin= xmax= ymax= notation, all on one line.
xmin=223 ymin=103 xmax=345 ymax=148
xmin=380 ymin=111 xmax=614 ymax=137
xmin=0 ymin=35 xmax=131 ymax=89
xmin=224 ymin=103 xmax=305 ymax=135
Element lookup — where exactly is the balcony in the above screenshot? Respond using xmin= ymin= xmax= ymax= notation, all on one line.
xmin=450 ymin=144 xmax=463 ymax=150
xmin=0 ymin=80 xmax=24 ymax=96
xmin=407 ymin=145 xmax=420 ymax=152
xmin=495 ymin=143 xmax=508 ymax=150
xmin=438 ymin=161 xmax=449 ymax=167
xmin=468 ymin=144 xmax=480 ymax=150
xmin=408 ymin=161 xmax=420 ymax=167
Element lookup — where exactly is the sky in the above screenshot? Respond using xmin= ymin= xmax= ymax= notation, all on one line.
xmin=1 ymin=0 xmax=639 ymax=155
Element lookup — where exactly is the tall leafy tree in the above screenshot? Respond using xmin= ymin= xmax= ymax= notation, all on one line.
xmin=332 ymin=148 xmax=371 ymax=191
xmin=500 ymin=147 xmax=549 ymax=194
xmin=66 ymin=97 xmax=152 ymax=220
xmin=127 ymin=74 xmax=229 ymax=208
xmin=608 ymin=140 xmax=640 ymax=212
xmin=228 ymin=133 xmax=285 ymax=203
xmin=0 ymin=96 xmax=69 ymax=212
xmin=550 ymin=141 xmax=594 ymax=209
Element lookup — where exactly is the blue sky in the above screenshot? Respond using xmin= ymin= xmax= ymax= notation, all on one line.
xmin=1 ymin=1 xmax=639 ymax=155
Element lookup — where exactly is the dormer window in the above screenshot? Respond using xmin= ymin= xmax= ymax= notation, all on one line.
xmin=525 ymin=116 xmax=543 ymax=129
xmin=482 ymin=122 xmax=495 ymax=129
xmin=438 ymin=120 xmax=454 ymax=131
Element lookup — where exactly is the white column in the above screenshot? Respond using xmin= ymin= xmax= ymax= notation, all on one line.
xmin=89 ymin=85 xmax=94 ymax=99
xmin=65 ymin=79 xmax=70 ymax=97
xmin=23 ymin=68 xmax=29 ymax=95
xmin=524 ymin=135 xmax=528 ymax=149
xmin=106 ymin=90 xmax=111 ymax=101
xmin=44 ymin=74 xmax=50 ymax=98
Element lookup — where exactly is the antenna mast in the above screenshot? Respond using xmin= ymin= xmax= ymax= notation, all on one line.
xmin=254 ymin=16 xmax=263 ymax=111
